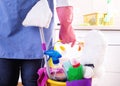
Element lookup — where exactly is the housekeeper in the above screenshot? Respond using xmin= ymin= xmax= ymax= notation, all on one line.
xmin=0 ymin=0 xmax=76 ymax=86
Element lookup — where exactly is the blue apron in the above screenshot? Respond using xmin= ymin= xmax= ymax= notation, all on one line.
xmin=0 ymin=0 xmax=54 ymax=59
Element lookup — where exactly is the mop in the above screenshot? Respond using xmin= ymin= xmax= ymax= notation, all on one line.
xmin=22 ymin=0 xmax=52 ymax=79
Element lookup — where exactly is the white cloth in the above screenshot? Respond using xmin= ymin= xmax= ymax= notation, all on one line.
xmin=56 ymin=0 xmax=73 ymax=7
xmin=22 ymin=0 xmax=52 ymax=28
xmin=83 ymin=66 xmax=94 ymax=78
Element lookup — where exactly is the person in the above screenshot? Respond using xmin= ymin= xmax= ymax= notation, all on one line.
xmin=0 ymin=0 xmax=76 ymax=86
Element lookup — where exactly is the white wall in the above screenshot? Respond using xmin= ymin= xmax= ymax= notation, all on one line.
xmin=55 ymin=0 xmax=120 ymax=26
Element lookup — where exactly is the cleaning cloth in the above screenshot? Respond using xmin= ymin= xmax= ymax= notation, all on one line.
xmin=22 ymin=0 xmax=52 ymax=28
xmin=37 ymin=68 xmax=48 ymax=86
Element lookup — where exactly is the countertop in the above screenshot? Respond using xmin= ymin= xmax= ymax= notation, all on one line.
xmin=55 ymin=26 xmax=120 ymax=31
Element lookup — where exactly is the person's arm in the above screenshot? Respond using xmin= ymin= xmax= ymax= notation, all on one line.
xmin=56 ymin=0 xmax=76 ymax=47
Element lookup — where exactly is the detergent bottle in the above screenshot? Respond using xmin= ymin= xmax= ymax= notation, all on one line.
xmin=67 ymin=58 xmax=84 ymax=81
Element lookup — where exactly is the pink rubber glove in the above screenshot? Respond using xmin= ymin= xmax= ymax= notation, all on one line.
xmin=56 ymin=6 xmax=76 ymax=47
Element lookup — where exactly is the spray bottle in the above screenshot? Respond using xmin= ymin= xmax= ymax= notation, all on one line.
xmin=44 ymin=49 xmax=67 ymax=81
xmin=44 ymin=50 xmax=62 ymax=65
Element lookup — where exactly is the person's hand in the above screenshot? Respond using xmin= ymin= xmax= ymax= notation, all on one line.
xmin=56 ymin=6 xmax=76 ymax=47
xmin=59 ymin=25 xmax=76 ymax=47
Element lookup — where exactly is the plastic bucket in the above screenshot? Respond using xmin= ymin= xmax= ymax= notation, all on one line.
xmin=46 ymin=79 xmax=66 ymax=86
xmin=46 ymin=78 xmax=92 ymax=86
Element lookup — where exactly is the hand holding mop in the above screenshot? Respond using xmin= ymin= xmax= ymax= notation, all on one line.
xmin=22 ymin=0 xmax=52 ymax=78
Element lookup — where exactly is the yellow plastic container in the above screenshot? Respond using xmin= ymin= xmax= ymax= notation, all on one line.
xmin=83 ymin=12 xmax=113 ymax=26
xmin=46 ymin=79 xmax=66 ymax=86
xmin=83 ymin=12 xmax=104 ymax=25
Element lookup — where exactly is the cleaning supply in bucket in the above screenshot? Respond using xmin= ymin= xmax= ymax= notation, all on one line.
xmin=62 ymin=60 xmax=72 ymax=79
xmin=50 ymin=68 xmax=67 ymax=81
xmin=44 ymin=50 xmax=67 ymax=81
xmin=83 ymin=66 xmax=94 ymax=79
xmin=67 ymin=59 xmax=84 ymax=81
xmin=44 ymin=50 xmax=62 ymax=65
xmin=67 ymin=65 xmax=84 ymax=81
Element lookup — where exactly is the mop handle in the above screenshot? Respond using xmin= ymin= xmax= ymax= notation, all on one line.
xmin=39 ymin=27 xmax=51 ymax=78
xmin=39 ymin=28 xmax=46 ymax=51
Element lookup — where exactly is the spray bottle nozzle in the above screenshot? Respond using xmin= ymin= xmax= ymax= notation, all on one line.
xmin=44 ymin=50 xmax=62 ymax=64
